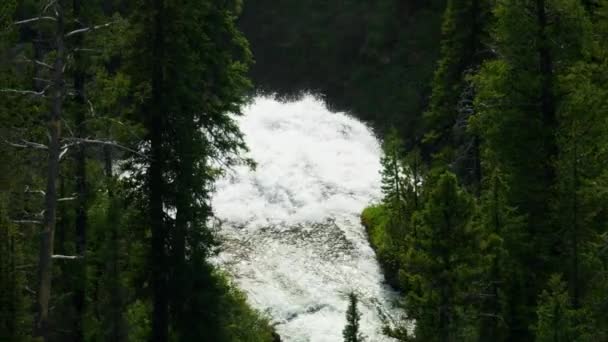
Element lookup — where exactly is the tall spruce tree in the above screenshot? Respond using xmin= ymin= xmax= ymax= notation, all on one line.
xmin=403 ymin=172 xmax=478 ymax=342
xmin=475 ymin=169 xmax=526 ymax=342
xmin=423 ymin=0 xmax=489 ymax=191
xmin=128 ymin=0 xmax=253 ymax=339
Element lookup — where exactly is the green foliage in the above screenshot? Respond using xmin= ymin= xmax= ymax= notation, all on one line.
xmin=362 ymin=129 xmax=427 ymax=292
xmin=0 ymin=1 xmax=273 ymax=341
xmin=468 ymin=1 xmax=594 ymax=338
xmin=475 ymin=169 xmax=527 ymax=341
xmin=424 ymin=0 xmax=489 ymax=181
xmin=362 ymin=204 xmax=405 ymax=292
xmin=343 ymin=292 xmax=364 ymax=342
xmin=380 ymin=129 xmax=408 ymax=232
xmin=402 ymin=172 xmax=478 ymax=342
xmin=213 ymin=273 xmax=275 ymax=342
xmin=533 ymin=275 xmax=592 ymax=342
xmin=0 ymin=196 xmax=32 ymax=342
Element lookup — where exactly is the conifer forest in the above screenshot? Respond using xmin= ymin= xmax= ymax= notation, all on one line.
xmin=1 ymin=1 xmax=607 ymax=341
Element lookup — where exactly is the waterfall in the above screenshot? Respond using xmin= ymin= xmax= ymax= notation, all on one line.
xmin=212 ymin=95 xmax=402 ymax=341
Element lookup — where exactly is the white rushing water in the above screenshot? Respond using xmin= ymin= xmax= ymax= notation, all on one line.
xmin=212 ymin=95 xmax=402 ymax=341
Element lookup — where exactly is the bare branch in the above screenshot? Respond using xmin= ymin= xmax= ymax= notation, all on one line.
xmin=62 ymin=137 xmax=147 ymax=158
xmin=12 ymin=219 xmax=43 ymax=225
xmin=25 ymin=186 xmax=46 ymax=196
xmin=2 ymin=138 xmax=48 ymax=150
xmin=14 ymin=16 xmax=56 ymax=25
xmin=0 ymin=85 xmax=50 ymax=97
xmin=43 ymin=0 xmax=58 ymax=14
xmin=65 ymin=22 xmax=115 ymax=38
xmin=0 ymin=89 xmax=46 ymax=97
xmin=87 ymin=99 xmax=96 ymax=117
xmin=52 ymin=255 xmax=82 ymax=260
xmin=16 ymin=56 xmax=55 ymax=70
xmin=73 ymin=48 xmax=103 ymax=53
xmin=59 ymin=146 xmax=70 ymax=161
xmin=57 ymin=196 xmax=77 ymax=202
xmin=16 ymin=264 xmax=36 ymax=270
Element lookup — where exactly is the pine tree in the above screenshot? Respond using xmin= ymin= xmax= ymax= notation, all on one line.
xmin=380 ymin=128 xmax=407 ymax=237
xmin=128 ymin=0 xmax=253 ymax=339
xmin=403 ymin=171 xmax=478 ymax=342
xmin=476 ymin=169 xmax=526 ymax=342
xmin=534 ymin=275 xmax=591 ymax=342
xmin=423 ymin=0 xmax=489 ymax=191
xmin=471 ymin=0 xmax=590 ymax=338
xmin=343 ymin=292 xmax=364 ymax=342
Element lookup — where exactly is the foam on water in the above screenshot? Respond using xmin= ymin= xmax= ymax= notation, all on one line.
xmin=212 ymin=95 xmax=402 ymax=341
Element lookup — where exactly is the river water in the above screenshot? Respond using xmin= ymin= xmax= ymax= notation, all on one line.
xmin=212 ymin=95 xmax=403 ymax=341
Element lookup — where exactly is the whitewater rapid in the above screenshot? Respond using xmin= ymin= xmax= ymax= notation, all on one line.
xmin=212 ymin=95 xmax=402 ymax=341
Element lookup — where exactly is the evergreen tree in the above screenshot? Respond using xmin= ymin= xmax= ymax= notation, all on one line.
xmin=475 ymin=169 xmax=526 ymax=342
xmin=533 ymin=275 xmax=591 ymax=342
xmin=0 ymin=196 xmax=31 ymax=342
xmin=380 ymin=128 xmax=408 ymax=236
xmin=424 ymin=0 xmax=490 ymax=191
xmin=471 ymin=0 xmax=590 ymax=338
xmin=403 ymin=171 xmax=478 ymax=341
xmin=553 ymin=0 xmax=608 ymax=313
xmin=128 ymin=0 xmax=253 ymax=339
xmin=343 ymin=292 xmax=364 ymax=342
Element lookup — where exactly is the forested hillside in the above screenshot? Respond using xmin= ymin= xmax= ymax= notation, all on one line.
xmin=363 ymin=0 xmax=608 ymax=341
xmin=0 ymin=1 xmax=273 ymax=341
xmin=1 ymin=0 xmax=607 ymax=341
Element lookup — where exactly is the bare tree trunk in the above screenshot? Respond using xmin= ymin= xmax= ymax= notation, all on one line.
xmin=36 ymin=4 xmax=65 ymax=340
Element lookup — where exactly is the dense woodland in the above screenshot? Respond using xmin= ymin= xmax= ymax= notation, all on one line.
xmin=0 ymin=1 xmax=273 ymax=341
xmin=0 ymin=0 xmax=607 ymax=342
xmin=363 ymin=0 xmax=608 ymax=341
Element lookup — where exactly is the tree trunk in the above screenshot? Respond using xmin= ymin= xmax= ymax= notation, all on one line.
xmin=36 ymin=4 xmax=65 ymax=340
xmin=104 ymin=143 xmax=125 ymax=340
xmin=172 ymin=114 xmax=194 ymax=325
xmin=149 ymin=0 xmax=169 ymax=340
xmin=479 ymin=176 xmax=504 ymax=341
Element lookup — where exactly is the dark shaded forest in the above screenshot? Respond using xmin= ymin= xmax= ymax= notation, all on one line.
xmin=239 ymin=0 xmax=445 ymax=143
xmin=1 ymin=0 xmax=607 ymax=341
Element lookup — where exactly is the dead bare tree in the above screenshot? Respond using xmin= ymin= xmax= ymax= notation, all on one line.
xmin=4 ymin=2 xmax=135 ymax=340
xmin=34 ymin=2 xmax=65 ymax=339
